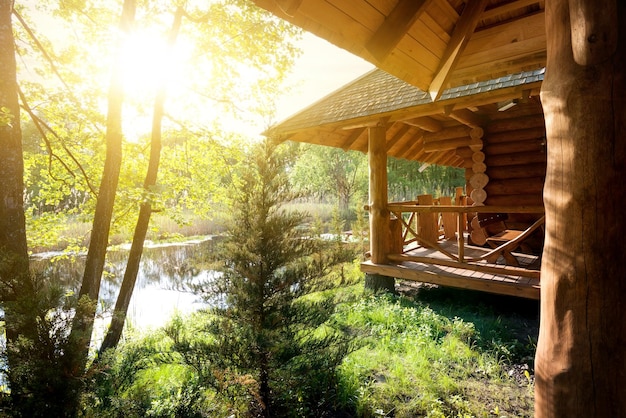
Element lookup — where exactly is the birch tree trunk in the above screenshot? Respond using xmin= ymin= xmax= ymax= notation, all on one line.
xmin=535 ymin=1 xmax=626 ymax=416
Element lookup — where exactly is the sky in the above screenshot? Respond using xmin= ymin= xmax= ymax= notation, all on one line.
xmin=273 ymin=32 xmax=375 ymax=124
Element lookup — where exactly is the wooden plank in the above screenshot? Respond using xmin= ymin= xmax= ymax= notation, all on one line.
xmin=482 ymin=0 xmax=545 ymax=21
xmin=360 ymin=261 xmax=540 ymax=299
xmin=366 ymin=0 xmax=434 ymax=62
xmin=428 ymin=0 xmax=490 ymax=101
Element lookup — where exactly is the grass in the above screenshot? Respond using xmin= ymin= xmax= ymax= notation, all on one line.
xmin=333 ymin=281 xmax=538 ymax=418
xmin=89 ymin=267 xmax=538 ymax=417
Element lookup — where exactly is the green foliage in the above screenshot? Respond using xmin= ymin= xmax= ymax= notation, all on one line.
xmin=0 ymin=275 xmax=90 ymax=417
xmin=333 ymin=289 xmax=537 ymax=418
xmin=171 ymin=139 xmax=358 ymax=416
xmin=387 ymin=157 xmax=466 ymax=201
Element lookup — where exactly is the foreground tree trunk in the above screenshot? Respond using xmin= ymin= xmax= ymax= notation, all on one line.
xmin=535 ymin=1 xmax=626 ymax=416
xmin=0 ymin=0 xmax=37 ymax=407
xmin=69 ymin=0 xmax=136 ymax=375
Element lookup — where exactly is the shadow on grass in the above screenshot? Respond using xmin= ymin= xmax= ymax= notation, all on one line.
xmin=396 ymin=282 xmax=539 ymax=367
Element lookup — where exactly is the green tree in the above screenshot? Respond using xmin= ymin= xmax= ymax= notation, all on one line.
xmin=169 ymin=139 xmax=354 ymax=417
xmin=1 ymin=0 xmax=302 ymax=415
xmin=290 ymin=144 xmax=368 ymax=214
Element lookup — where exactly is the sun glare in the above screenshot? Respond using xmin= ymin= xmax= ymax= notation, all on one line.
xmin=116 ymin=30 xmax=194 ymax=141
xmin=119 ymin=31 xmax=189 ymax=98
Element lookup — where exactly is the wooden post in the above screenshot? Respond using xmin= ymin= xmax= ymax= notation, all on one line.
xmin=535 ymin=1 xmax=626 ymax=417
xmin=365 ymin=122 xmax=395 ymax=292
xmin=416 ymin=194 xmax=438 ymax=246
xmin=368 ymin=122 xmax=389 ymax=264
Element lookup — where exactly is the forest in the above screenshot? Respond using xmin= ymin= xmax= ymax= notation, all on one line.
xmin=0 ymin=1 xmax=537 ymax=417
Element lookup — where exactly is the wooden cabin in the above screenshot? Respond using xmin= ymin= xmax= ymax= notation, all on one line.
xmin=253 ymin=1 xmax=626 ymax=415
xmin=268 ymin=67 xmax=546 ymax=299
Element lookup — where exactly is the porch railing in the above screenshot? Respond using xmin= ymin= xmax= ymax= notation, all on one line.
xmin=383 ymin=202 xmax=545 ymax=279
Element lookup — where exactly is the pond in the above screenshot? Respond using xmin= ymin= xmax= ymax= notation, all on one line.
xmin=30 ymin=237 xmax=219 ymax=335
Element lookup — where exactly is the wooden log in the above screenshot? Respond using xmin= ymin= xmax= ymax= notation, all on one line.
xmin=423 ymin=136 xmax=471 ymax=152
xmin=470 ymin=188 xmax=487 ymax=204
xmin=535 ymin=2 xmax=626 ymax=416
xmin=485 ymin=177 xmax=545 ymax=196
xmin=488 ymin=162 xmax=546 ymax=180
xmin=448 ymin=108 xmax=485 ymax=128
xmin=368 ymin=124 xmax=389 ymax=264
xmin=469 ymin=137 xmax=483 ymax=151
xmin=485 ymin=193 xmax=543 ymax=207
xmin=469 ymin=172 xmax=489 ymax=189
xmin=484 ymin=151 xmax=547 ymax=167
xmin=470 ymin=126 xmax=484 ymax=139
xmin=485 ymin=126 xmax=546 ymax=144
xmin=422 ymin=125 xmax=471 ymax=141
xmin=401 ymin=116 xmax=442 ymax=132
xmin=486 ymin=114 xmax=545 ymax=133
xmin=455 ymin=146 xmax=474 ymax=159
xmin=484 ymin=138 xmax=545 ymax=155
xmin=472 ymin=162 xmax=486 ymax=173
xmin=472 ymin=151 xmax=485 ymax=163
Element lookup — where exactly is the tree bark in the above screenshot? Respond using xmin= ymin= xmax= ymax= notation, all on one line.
xmin=0 ymin=0 xmax=36 ymax=407
xmin=69 ymin=0 xmax=136 ymax=374
xmin=99 ymin=6 xmax=183 ymax=355
xmin=535 ymin=1 xmax=626 ymax=416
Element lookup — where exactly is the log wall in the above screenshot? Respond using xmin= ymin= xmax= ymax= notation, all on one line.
xmin=482 ymin=105 xmax=547 ymax=227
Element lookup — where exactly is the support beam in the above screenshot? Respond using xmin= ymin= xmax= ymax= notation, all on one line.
xmin=341 ymin=127 xmax=366 ymax=151
xmin=401 ymin=116 xmax=443 ymax=132
xmin=368 ymin=122 xmax=389 ymax=264
xmin=448 ymin=108 xmax=486 ymax=128
xmin=428 ymin=0 xmax=489 ymax=101
xmin=365 ymin=0 xmax=433 ymax=62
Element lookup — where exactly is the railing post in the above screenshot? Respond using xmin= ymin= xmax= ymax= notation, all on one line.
xmin=457 ymin=211 xmax=465 ymax=262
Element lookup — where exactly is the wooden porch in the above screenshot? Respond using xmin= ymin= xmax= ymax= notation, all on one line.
xmin=363 ymin=198 xmax=543 ymax=300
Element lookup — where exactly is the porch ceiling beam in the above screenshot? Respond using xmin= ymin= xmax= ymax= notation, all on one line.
xmin=482 ymin=0 xmax=541 ymax=21
xmin=385 ymin=123 xmax=413 ymax=151
xmin=447 ymin=108 xmax=487 ymax=128
xmin=428 ymin=0 xmax=489 ymax=101
xmin=341 ymin=127 xmax=366 ymax=151
xmin=366 ymin=0 xmax=434 ymax=62
xmin=401 ymin=116 xmax=443 ymax=132
xmin=274 ymin=0 xmax=303 ymax=16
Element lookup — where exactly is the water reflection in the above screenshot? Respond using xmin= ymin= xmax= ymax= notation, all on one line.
xmin=30 ymin=238 xmax=219 ymax=330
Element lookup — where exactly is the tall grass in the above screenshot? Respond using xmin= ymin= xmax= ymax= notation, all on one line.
xmin=333 ymin=285 xmax=537 ymax=418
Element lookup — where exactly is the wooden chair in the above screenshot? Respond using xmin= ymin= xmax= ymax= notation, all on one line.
xmin=474 ymin=213 xmax=545 ymax=266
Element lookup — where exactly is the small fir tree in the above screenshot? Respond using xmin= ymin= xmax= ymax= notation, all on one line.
xmin=171 ymin=139 xmax=355 ymax=417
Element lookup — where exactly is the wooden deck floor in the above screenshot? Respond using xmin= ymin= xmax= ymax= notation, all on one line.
xmin=361 ymin=239 xmax=541 ymax=299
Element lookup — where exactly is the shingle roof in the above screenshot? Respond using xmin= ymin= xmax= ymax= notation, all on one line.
xmin=271 ymin=67 xmax=545 ymax=134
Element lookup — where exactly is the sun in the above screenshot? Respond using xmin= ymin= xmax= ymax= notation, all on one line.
xmin=118 ymin=30 xmax=190 ymax=99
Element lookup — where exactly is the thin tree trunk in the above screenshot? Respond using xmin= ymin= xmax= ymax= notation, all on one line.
xmin=535 ymin=1 xmax=626 ymax=416
xmin=99 ymin=6 xmax=183 ymax=354
xmin=69 ymin=0 xmax=136 ymax=375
